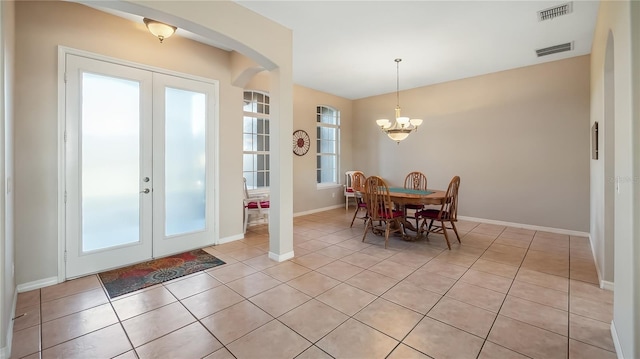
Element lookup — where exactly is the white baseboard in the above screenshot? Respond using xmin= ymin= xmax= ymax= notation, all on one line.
xmin=17 ymin=276 xmax=59 ymax=293
xmin=294 ymin=204 xmax=343 ymax=217
xmin=217 ymin=233 xmax=244 ymax=245
xmin=600 ymin=280 xmax=614 ymax=291
xmin=588 ymin=234 xmax=606 ymax=290
xmin=457 ymin=215 xmax=590 ymax=237
xmin=1 ymin=289 xmax=18 ymax=359
xmin=610 ymin=320 xmax=623 ymax=359
xmin=268 ymin=250 xmax=294 ymax=262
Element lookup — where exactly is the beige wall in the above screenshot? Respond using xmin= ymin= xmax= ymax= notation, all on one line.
xmin=590 ymin=0 xmax=638 ymax=357
xmin=245 ymin=72 xmax=354 ymax=213
xmin=291 ymin=85 xmax=354 ymax=212
xmin=14 ymin=1 xmax=243 ymax=284
xmin=1 ymin=0 xmax=15 ymax=352
xmin=354 ymin=56 xmax=590 ymax=232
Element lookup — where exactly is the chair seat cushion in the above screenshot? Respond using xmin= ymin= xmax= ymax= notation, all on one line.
xmin=246 ymin=201 xmax=270 ymax=209
xmin=346 ymin=188 xmax=354 ymax=193
xmin=378 ymin=209 xmax=404 ymax=219
xmin=416 ymin=208 xmax=449 ymax=219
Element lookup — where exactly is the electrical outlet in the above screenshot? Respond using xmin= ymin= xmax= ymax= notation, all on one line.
xmin=332 ymin=193 xmax=336 ymax=198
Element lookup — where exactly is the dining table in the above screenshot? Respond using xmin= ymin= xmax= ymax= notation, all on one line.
xmin=386 ymin=187 xmax=446 ymax=239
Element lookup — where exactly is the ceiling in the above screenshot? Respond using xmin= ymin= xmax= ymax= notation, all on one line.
xmin=90 ymin=1 xmax=600 ymax=100
xmin=234 ymin=1 xmax=599 ymax=100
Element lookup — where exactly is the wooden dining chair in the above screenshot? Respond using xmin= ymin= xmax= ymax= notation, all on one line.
xmin=344 ymin=170 xmax=363 ymax=210
xmin=416 ymin=176 xmax=461 ymax=249
xmin=403 ymin=171 xmax=428 ymax=230
xmin=350 ymin=171 xmax=368 ymax=227
xmin=243 ymin=177 xmax=270 ymax=233
xmin=361 ymin=176 xmax=405 ymax=248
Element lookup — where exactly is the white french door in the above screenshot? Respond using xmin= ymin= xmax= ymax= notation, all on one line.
xmin=151 ymin=73 xmax=215 ymax=256
xmin=64 ymin=54 xmax=216 ymax=278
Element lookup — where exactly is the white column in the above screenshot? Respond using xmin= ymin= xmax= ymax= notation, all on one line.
xmin=268 ymin=67 xmax=294 ymax=261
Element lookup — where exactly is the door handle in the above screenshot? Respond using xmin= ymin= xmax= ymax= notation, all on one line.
xmin=140 ymin=188 xmax=150 ymax=194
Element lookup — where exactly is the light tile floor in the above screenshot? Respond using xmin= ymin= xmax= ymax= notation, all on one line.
xmin=11 ymin=209 xmax=616 ymax=359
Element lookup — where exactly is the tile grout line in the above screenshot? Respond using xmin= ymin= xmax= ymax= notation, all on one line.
xmin=26 ymin=221 xmax=444 ymax=357
xmin=223 ymin=228 xmax=442 ymax=358
xmin=474 ymin=226 xmax=533 ymax=359
xmin=15 ymin=213 xmax=608 ymax=359
xmin=268 ymin=223 xmax=464 ymax=357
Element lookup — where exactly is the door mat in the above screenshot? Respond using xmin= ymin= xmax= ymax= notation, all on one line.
xmin=98 ymin=249 xmax=225 ymax=298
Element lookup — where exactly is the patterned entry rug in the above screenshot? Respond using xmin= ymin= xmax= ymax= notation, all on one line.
xmin=98 ymin=249 xmax=225 ymax=298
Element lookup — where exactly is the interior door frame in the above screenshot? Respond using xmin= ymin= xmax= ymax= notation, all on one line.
xmin=57 ymin=46 xmax=220 ymax=282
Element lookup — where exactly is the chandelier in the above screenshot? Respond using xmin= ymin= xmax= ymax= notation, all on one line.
xmin=376 ymin=58 xmax=423 ymax=143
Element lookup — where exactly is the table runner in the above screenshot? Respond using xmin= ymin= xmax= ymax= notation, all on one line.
xmin=387 ymin=187 xmax=434 ymax=195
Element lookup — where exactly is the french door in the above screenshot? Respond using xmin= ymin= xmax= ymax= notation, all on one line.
xmin=64 ymin=54 xmax=216 ymax=278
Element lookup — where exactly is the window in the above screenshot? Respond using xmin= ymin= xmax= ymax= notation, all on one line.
xmin=243 ymin=91 xmax=270 ymax=190
xmin=316 ymin=105 xmax=340 ymax=184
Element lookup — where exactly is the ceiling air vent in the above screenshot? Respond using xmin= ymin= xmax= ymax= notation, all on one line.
xmin=535 ymin=42 xmax=574 ymax=57
xmin=538 ymin=2 xmax=573 ymax=21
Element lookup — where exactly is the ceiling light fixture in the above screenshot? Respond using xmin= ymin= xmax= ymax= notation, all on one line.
xmin=376 ymin=58 xmax=422 ymax=143
xmin=143 ymin=18 xmax=177 ymax=43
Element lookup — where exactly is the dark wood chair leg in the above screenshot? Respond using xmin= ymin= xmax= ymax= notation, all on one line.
xmin=384 ymin=221 xmax=391 ymax=249
xmin=362 ymin=219 xmax=372 ymax=243
xmin=441 ymin=220 xmax=452 ymax=249
xmin=350 ymin=206 xmax=360 ymax=227
xmin=450 ymin=221 xmax=461 ymax=242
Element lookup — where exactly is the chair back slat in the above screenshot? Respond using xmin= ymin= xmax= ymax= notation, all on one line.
xmin=442 ymin=176 xmax=461 ymax=221
xmin=243 ymin=177 xmax=250 ymax=199
xmin=363 ymin=176 xmax=394 ymax=221
xmin=404 ymin=171 xmax=428 ymax=191
xmin=345 ymin=171 xmax=363 ymax=189
xmin=352 ymin=172 xmax=366 ymax=193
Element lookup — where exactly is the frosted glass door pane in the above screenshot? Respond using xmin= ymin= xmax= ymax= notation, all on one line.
xmin=165 ymin=87 xmax=206 ymax=236
xmin=82 ymin=73 xmax=141 ymax=252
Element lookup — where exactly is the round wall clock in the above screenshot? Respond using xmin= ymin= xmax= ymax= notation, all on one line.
xmin=292 ymin=129 xmax=311 ymax=156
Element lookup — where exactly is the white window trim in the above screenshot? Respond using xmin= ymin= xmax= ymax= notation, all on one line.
xmin=243 ymin=90 xmax=270 ymax=190
xmin=316 ymin=105 xmax=340 ymax=185
xmin=316 ymin=182 xmax=342 ymax=190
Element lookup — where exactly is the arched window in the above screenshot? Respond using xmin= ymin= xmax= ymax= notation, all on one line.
xmin=316 ymin=105 xmax=340 ymax=184
xmin=243 ymin=91 xmax=270 ymax=189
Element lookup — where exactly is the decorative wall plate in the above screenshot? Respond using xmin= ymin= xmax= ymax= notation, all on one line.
xmin=292 ymin=129 xmax=311 ymax=156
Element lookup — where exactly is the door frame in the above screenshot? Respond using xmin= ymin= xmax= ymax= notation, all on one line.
xmin=57 ymin=46 xmax=221 ymax=281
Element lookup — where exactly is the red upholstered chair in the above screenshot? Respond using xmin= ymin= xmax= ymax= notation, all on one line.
xmin=416 ymin=176 xmax=461 ymax=249
xmin=350 ymin=171 xmax=368 ymax=227
xmin=361 ymin=176 xmax=405 ymax=248
xmin=403 ymin=171 xmax=428 ymax=230
xmin=243 ymin=177 xmax=270 ymax=233
xmin=344 ymin=171 xmax=363 ymax=210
